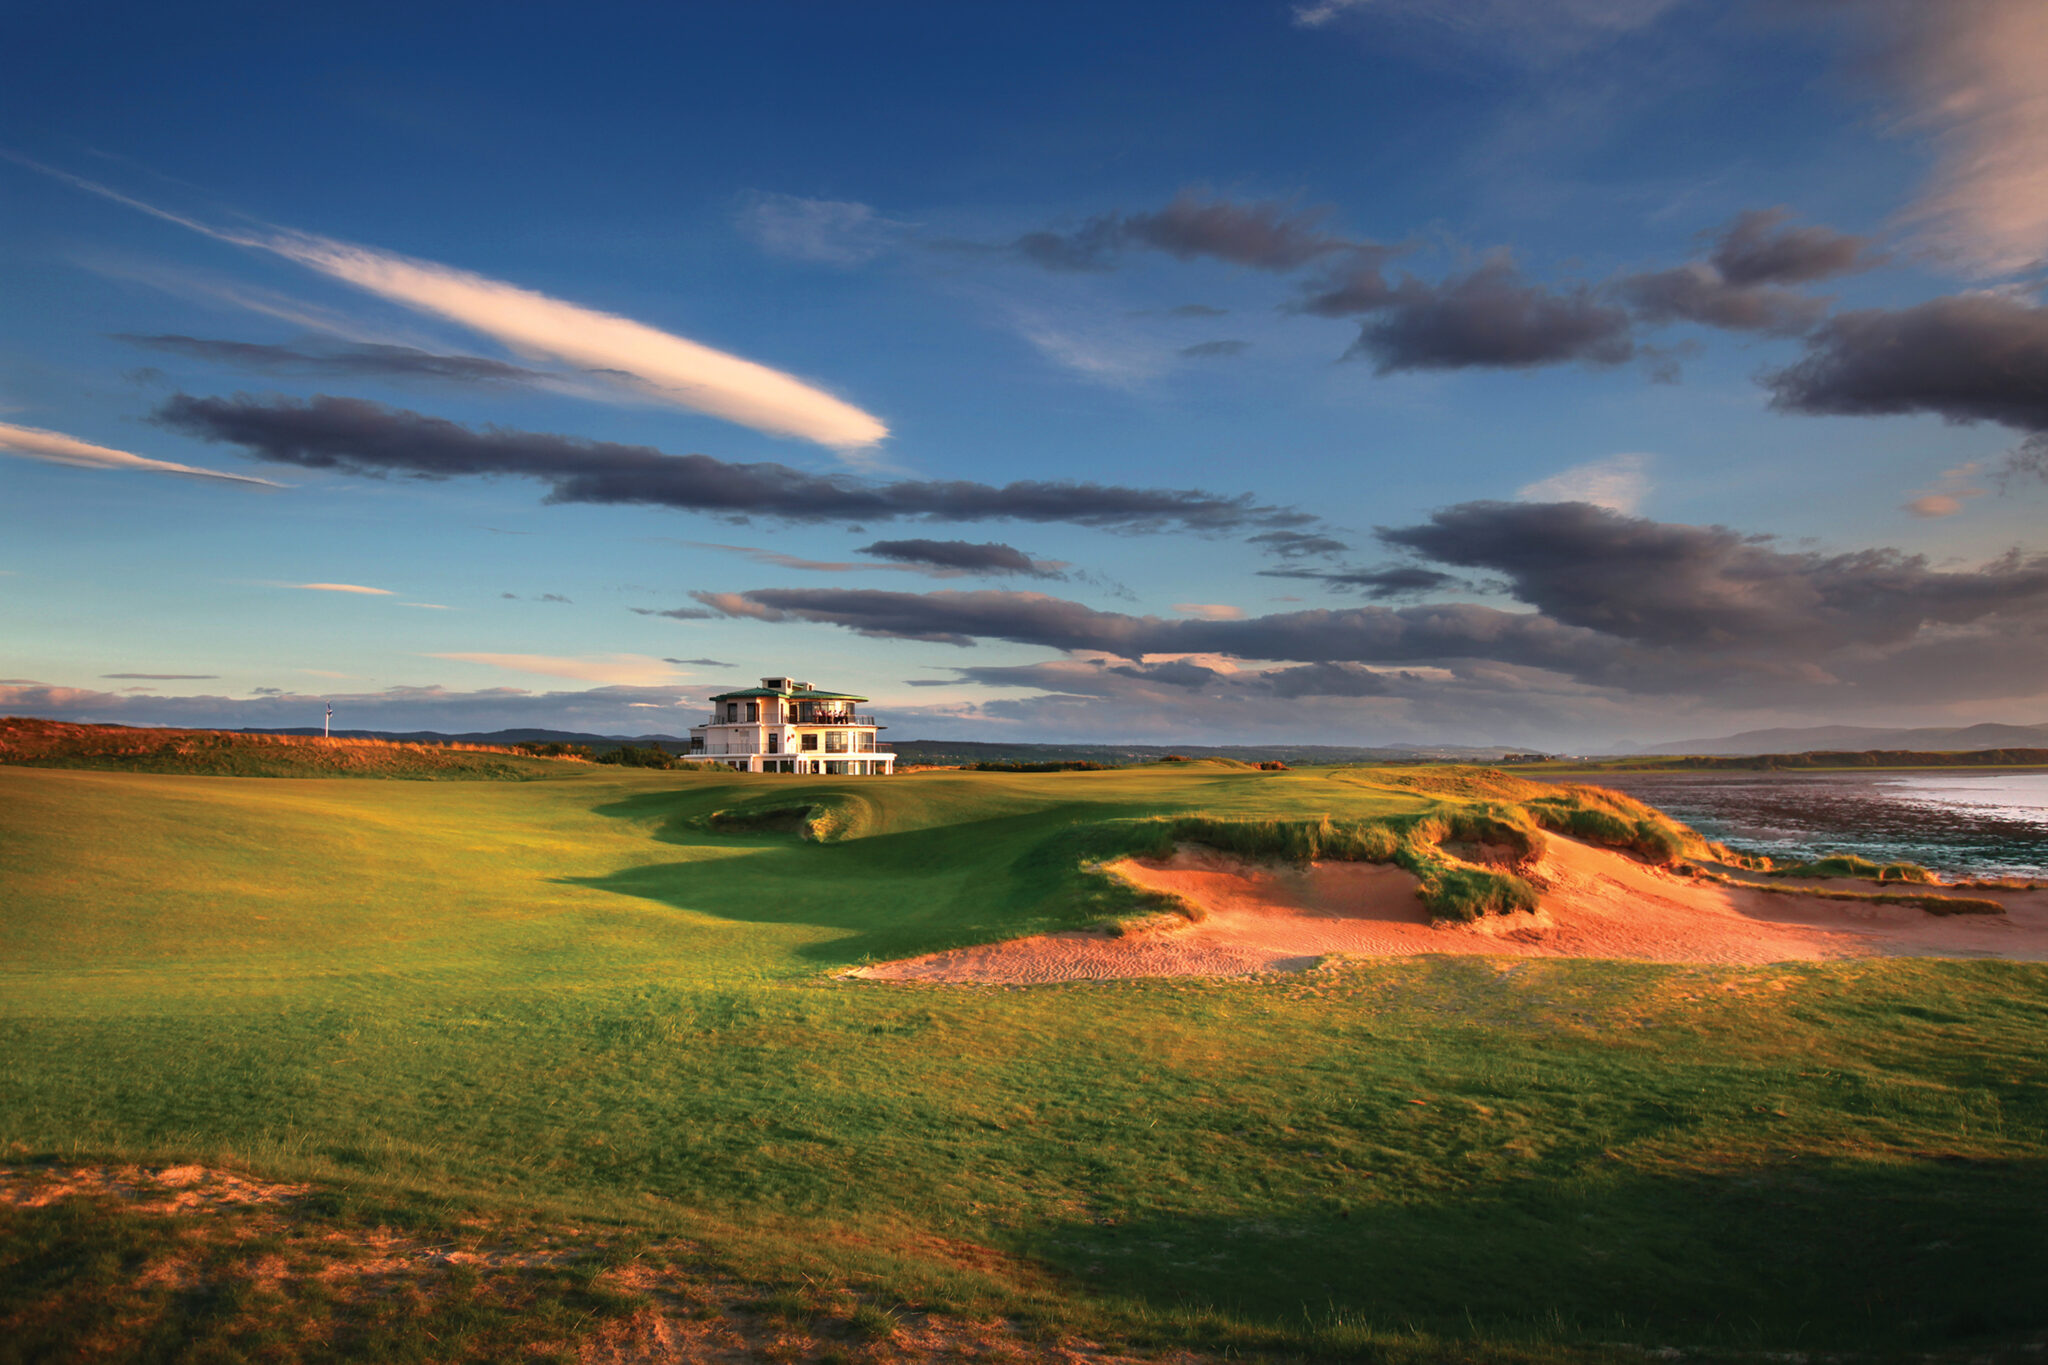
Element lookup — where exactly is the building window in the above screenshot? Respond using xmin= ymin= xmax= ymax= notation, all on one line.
xmin=800 ymin=733 xmax=819 ymax=752
xmin=767 ymin=734 xmax=779 ymax=754
xmin=858 ymin=732 xmax=875 ymax=752
xmin=746 ymin=701 xmax=759 ymax=722
xmin=725 ymin=702 xmax=738 ymax=722
xmin=825 ymin=731 xmax=848 ymax=753
xmin=826 ymin=760 xmax=845 ymax=775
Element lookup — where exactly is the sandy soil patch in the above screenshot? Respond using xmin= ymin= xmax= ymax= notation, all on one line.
xmin=852 ymin=838 xmax=2048 ymax=984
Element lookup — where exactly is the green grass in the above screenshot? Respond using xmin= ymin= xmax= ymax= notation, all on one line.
xmin=3 ymin=762 xmax=2046 ymax=1360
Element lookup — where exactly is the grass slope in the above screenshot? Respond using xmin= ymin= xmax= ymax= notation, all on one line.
xmin=3 ymin=763 xmax=2045 ymax=1360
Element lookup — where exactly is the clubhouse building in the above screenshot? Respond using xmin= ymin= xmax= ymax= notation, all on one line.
xmin=682 ymin=676 xmax=897 ymax=775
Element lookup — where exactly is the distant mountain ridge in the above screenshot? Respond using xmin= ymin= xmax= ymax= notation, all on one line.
xmin=1633 ymin=721 xmax=2048 ymax=756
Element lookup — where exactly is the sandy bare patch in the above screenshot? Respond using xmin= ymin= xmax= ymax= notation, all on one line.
xmin=852 ymin=839 xmax=2048 ymax=984
xmin=0 ymin=1161 xmax=312 ymax=1212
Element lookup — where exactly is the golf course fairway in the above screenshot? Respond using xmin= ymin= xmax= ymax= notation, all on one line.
xmin=3 ymin=759 xmax=2044 ymax=1361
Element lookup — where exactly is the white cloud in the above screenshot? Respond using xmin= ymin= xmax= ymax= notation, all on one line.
xmin=426 ymin=652 xmax=680 ymax=685
xmin=252 ymin=230 xmax=889 ymax=451
xmin=1172 ymin=603 xmax=1247 ymax=620
xmin=1516 ymin=452 xmax=1651 ymax=513
xmin=1011 ymin=311 xmax=1169 ymax=388
xmin=1293 ymin=0 xmax=1682 ymax=58
xmin=291 ymin=582 xmax=394 ymax=595
xmin=0 ymin=420 xmax=281 ymax=487
xmin=735 ymin=191 xmax=908 ymax=265
xmin=14 ymin=156 xmax=890 ymax=453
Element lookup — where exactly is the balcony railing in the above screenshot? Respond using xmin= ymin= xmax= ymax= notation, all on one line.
xmin=707 ymin=712 xmax=881 ymax=727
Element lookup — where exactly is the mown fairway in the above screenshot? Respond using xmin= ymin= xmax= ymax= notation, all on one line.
xmin=3 ymin=762 xmax=2045 ymax=1359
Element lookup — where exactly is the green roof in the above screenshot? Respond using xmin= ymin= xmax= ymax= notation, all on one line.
xmin=708 ymin=687 xmax=868 ymax=702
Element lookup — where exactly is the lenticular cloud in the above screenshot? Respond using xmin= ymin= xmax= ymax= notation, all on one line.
xmin=253 ymin=230 xmax=890 ymax=452
xmin=7 ymin=156 xmax=890 ymax=453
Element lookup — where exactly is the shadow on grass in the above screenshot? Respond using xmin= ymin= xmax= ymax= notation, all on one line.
xmin=1023 ymin=1154 xmax=2048 ymax=1357
xmin=562 ymin=793 xmax=1172 ymax=965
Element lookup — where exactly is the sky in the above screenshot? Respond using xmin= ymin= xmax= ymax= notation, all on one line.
xmin=4 ymin=0 xmax=2048 ymax=751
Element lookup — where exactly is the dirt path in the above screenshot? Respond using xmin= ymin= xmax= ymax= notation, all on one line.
xmin=852 ymin=838 xmax=2048 ymax=984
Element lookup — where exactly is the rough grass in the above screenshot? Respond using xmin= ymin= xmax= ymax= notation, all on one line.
xmin=4 ymin=761 xmax=2046 ymax=1361
xmin=0 ymin=717 xmax=575 ymax=781
xmin=1768 ymin=853 xmax=1941 ymax=883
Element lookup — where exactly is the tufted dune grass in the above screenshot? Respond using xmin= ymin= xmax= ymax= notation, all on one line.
xmin=3 ymin=759 xmax=2045 ymax=1360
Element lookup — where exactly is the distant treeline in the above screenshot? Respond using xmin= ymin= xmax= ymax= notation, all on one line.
xmin=1638 ymin=748 xmax=2048 ymax=770
xmin=968 ymin=760 xmax=1115 ymax=772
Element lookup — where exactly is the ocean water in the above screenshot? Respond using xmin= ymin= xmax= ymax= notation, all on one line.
xmin=1564 ymin=770 xmax=2048 ymax=880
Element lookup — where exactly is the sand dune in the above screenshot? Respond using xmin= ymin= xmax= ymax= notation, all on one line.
xmin=852 ymin=838 xmax=2048 ymax=984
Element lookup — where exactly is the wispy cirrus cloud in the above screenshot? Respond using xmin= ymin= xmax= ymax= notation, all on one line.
xmin=1854 ymin=0 xmax=2048 ymax=275
xmin=735 ymin=191 xmax=910 ymax=264
xmin=0 ymin=419 xmax=279 ymax=487
xmin=290 ymin=582 xmax=392 ymax=595
xmin=425 ymin=652 xmax=679 ymax=685
xmin=9 ymin=155 xmax=890 ymax=454
xmin=1515 ymin=452 xmax=1651 ymax=513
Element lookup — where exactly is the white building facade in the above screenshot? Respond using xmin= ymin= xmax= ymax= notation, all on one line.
xmin=681 ymin=676 xmax=897 ymax=775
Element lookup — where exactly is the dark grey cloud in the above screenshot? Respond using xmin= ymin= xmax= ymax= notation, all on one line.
xmin=1615 ymin=210 xmax=1875 ymax=337
xmin=1378 ymin=500 xmax=2048 ymax=651
xmin=686 ymin=585 xmax=1613 ymax=674
xmin=156 ymin=393 xmax=1303 ymax=534
xmin=1259 ymin=661 xmax=1393 ymax=698
xmin=1293 ymin=247 xmax=1402 ymax=317
xmin=101 ymin=672 xmax=220 ymax=680
xmin=1619 ymin=264 xmax=1823 ymax=335
xmin=1179 ymin=339 xmax=1251 ymax=358
xmin=1762 ymin=293 xmax=2048 ymax=434
xmin=1015 ymin=192 xmax=1364 ymax=273
xmin=117 ymin=334 xmax=553 ymax=386
xmin=664 ymin=657 xmax=735 ymax=667
xmin=633 ymin=606 xmax=719 ymax=620
xmin=1260 ymin=564 xmax=1462 ymax=598
xmin=683 ymin=501 xmax=2048 ymax=709
xmin=1350 ymin=263 xmax=1635 ymax=372
xmin=856 ymin=538 xmax=1062 ymax=578
xmin=1708 ymin=209 xmax=1877 ymax=287
xmin=1250 ymin=529 xmax=1351 ymax=558
xmin=1108 ymin=660 xmax=1219 ymax=690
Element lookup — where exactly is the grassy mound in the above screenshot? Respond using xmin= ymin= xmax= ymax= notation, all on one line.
xmin=705 ymin=791 xmax=877 ymax=843
xmin=1768 ymin=854 xmax=1940 ymax=883
xmin=0 ymin=717 xmax=573 ymax=780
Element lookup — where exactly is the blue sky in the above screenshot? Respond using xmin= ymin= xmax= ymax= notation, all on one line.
xmin=4 ymin=0 xmax=2047 ymax=749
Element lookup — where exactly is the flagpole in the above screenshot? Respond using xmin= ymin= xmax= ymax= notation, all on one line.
xmin=324 ymin=702 xmax=332 ymax=739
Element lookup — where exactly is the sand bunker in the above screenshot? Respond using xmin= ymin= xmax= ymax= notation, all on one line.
xmin=853 ymin=838 xmax=2048 ymax=984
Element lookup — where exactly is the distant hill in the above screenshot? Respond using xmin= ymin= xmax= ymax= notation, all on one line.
xmin=245 ymin=729 xmax=1521 ymax=765
xmin=888 ymin=739 xmax=1516 ymax=766
xmin=1632 ymin=721 xmax=2048 ymax=756
xmin=247 ymin=726 xmax=687 ymax=747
